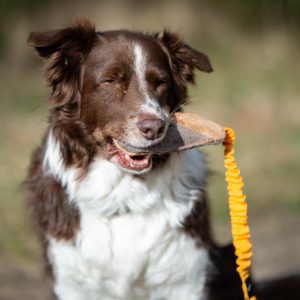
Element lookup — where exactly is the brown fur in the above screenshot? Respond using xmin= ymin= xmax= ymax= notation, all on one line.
xmin=183 ymin=188 xmax=213 ymax=246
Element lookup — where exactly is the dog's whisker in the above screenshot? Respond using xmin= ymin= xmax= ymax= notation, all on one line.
xmin=170 ymin=99 xmax=190 ymax=116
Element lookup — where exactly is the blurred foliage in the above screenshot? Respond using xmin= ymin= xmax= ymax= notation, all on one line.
xmin=0 ymin=0 xmax=52 ymax=52
xmin=0 ymin=0 xmax=48 ymax=14
xmin=1 ymin=0 xmax=300 ymax=55
xmin=1 ymin=0 xmax=300 ymax=26
xmin=206 ymin=0 xmax=300 ymax=30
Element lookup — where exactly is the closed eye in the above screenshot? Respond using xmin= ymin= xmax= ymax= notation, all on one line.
xmin=101 ymin=78 xmax=117 ymax=84
xmin=154 ymin=78 xmax=168 ymax=91
xmin=156 ymin=79 xmax=167 ymax=86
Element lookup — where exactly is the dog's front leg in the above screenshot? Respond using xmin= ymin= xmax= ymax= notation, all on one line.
xmin=48 ymin=238 xmax=103 ymax=300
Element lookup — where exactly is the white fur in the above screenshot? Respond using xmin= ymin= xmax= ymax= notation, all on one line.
xmin=133 ymin=44 xmax=148 ymax=99
xmin=133 ymin=44 xmax=168 ymax=118
xmin=44 ymin=132 xmax=210 ymax=300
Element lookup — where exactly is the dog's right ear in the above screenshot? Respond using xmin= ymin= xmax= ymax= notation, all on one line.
xmin=27 ymin=19 xmax=96 ymax=106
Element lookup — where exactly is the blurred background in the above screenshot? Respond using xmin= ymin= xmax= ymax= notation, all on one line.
xmin=0 ymin=0 xmax=300 ymax=299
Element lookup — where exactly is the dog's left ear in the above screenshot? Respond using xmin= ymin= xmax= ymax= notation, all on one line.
xmin=157 ymin=31 xmax=213 ymax=84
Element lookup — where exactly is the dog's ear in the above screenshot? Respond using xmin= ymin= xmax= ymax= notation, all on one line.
xmin=155 ymin=31 xmax=212 ymax=109
xmin=27 ymin=19 xmax=96 ymax=107
xmin=157 ymin=31 xmax=212 ymax=84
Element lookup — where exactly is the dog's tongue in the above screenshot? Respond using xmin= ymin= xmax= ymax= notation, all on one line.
xmin=119 ymin=112 xmax=225 ymax=154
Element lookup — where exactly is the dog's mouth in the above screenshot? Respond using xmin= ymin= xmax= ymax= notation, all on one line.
xmin=105 ymin=113 xmax=226 ymax=174
xmin=106 ymin=138 xmax=152 ymax=174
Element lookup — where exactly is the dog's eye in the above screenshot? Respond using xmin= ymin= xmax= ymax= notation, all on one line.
xmin=155 ymin=79 xmax=168 ymax=90
xmin=101 ymin=78 xmax=117 ymax=84
xmin=156 ymin=79 xmax=167 ymax=86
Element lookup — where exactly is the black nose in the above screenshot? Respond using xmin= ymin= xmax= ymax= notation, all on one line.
xmin=138 ymin=116 xmax=166 ymax=140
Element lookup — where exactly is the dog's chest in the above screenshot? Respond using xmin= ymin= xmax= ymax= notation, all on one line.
xmin=49 ymin=208 xmax=208 ymax=300
xmin=46 ymin=148 xmax=210 ymax=299
xmin=79 ymin=211 xmax=169 ymax=273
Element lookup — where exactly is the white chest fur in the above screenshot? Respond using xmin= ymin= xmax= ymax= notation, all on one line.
xmin=44 ymin=132 xmax=210 ymax=300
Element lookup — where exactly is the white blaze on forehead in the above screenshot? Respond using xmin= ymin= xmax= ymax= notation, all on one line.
xmin=133 ymin=43 xmax=163 ymax=115
xmin=134 ymin=44 xmax=148 ymax=95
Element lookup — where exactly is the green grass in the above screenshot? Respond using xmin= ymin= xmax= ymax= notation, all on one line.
xmin=0 ymin=113 xmax=46 ymax=265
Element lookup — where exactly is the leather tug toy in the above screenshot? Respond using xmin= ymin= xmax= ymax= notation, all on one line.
xmin=119 ymin=112 xmax=256 ymax=300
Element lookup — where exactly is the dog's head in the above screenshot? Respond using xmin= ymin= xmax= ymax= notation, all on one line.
xmin=28 ymin=20 xmax=212 ymax=174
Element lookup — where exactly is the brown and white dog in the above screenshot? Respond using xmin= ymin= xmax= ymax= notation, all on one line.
xmin=25 ymin=19 xmax=215 ymax=300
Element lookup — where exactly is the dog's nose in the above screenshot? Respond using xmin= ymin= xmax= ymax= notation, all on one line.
xmin=138 ymin=116 xmax=166 ymax=140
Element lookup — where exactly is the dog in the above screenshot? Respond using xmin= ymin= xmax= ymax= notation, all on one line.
xmin=25 ymin=19 xmax=216 ymax=300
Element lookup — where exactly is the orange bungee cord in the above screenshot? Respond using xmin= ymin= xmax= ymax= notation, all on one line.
xmin=223 ymin=127 xmax=256 ymax=300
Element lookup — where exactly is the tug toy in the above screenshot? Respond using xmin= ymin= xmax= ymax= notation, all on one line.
xmin=120 ymin=112 xmax=256 ymax=300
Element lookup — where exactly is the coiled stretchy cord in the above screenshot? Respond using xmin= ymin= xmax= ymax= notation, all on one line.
xmin=223 ymin=128 xmax=256 ymax=300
